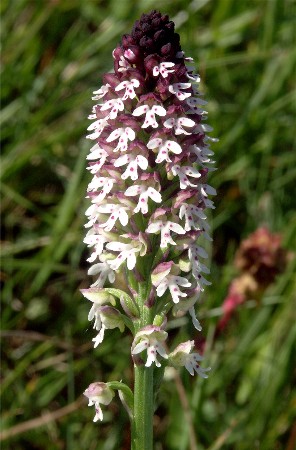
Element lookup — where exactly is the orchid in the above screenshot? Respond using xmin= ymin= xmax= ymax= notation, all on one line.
xmin=132 ymin=326 xmax=168 ymax=367
xmin=169 ymin=340 xmax=211 ymax=378
xmin=84 ymin=382 xmax=115 ymax=422
xmin=82 ymin=10 xmax=216 ymax=449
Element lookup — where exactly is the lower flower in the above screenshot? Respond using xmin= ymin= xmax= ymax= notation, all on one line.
xmin=84 ymin=382 xmax=115 ymax=422
xmin=131 ymin=325 xmax=168 ymax=367
xmin=169 ymin=340 xmax=211 ymax=378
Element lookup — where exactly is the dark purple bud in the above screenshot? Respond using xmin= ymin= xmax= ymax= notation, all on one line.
xmin=161 ymin=14 xmax=169 ymax=23
xmin=121 ymin=34 xmax=136 ymax=47
xmin=140 ymin=36 xmax=155 ymax=52
xmin=152 ymin=17 xmax=161 ymax=28
xmin=154 ymin=29 xmax=165 ymax=43
xmin=141 ymin=22 xmax=152 ymax=34
xmin=103 ymin=72 xmax=120 ymax=88
xmin=126 ymin=10 xmax=185 ymax=64
xmin=160 ymin=43 xmax=172 ymax=56
xmin=125 ymin=69 xmax=146 ymax=85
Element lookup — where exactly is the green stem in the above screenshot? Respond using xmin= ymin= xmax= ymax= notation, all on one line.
xmin=131 ymin=284 xmax=155 ymax=450
xmin=132 ymin=364 xmax=154 ymax=450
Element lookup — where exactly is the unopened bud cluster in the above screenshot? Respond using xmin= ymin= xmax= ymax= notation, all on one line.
xmin=82 ymin=11 xmax=216 ymax=421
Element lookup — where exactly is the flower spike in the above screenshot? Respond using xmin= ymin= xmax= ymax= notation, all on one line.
xmin=82 ymin=10 xmax=216 ymax=433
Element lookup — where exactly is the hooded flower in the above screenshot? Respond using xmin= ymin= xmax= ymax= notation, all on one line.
xmin=84 ymin=382 xmax=115 ymax=422
xmin=169 ymin=340 xmax=211 ymax=378
xmin=131 ymin=325 xmax=168 ymax=367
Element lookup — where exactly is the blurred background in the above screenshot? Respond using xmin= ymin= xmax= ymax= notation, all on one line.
xmin=1 ymin=0 xmax=295 ymax=449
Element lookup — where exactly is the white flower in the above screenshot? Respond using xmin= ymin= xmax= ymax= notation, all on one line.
xmin=100 ymin=98 xmax=124 ymax=119
xmin=168 ymin=82 xmax=191 ymax=100
xmin=200 ymin=183 xmax=217 ymax=197
xmin=173 ymin=289 xmax=202 ymax=331
xmin=106 ymin=242 xmax=139 ymax=270
xmin=195 ymin=123 xmax=214 ymax=133
xmin=88 ymin=260 xmax=115 ymax=287
xmin=188 ymin=242 xmax=208 ymax=259
xmin=147 ymin=137 xmax=182 ymax=163
xmin=106 ymin=233 xmax=147 ymax=270
xmin=117 ymin=54 xmax=131 ymax=72
xmin=85 ymin=203 xmax=100 ymax=228
xmin=186 ymin=97 xmax=207 ymax=114
xmin=81 ymin=288 xmax=114 ymax=344
xmin=81 ymin=289 xmax=124 ymax=347
xmin=83 ymin=229 xmax=108 ymax=262
xmin=92 ymin=84 xmax=110 ymax=100
xmin=195 ymin=183 xmax=217 ymax=209
xmin=169 ymin=340 xmax=211 ymax=378
xmin=115 ymin=78 xmax=140 ymax=100
xmin=86 ymin=144 xmax=108 ymax=172
xmin=84 ymin=382 xmax=115 ymax=422
xmin=163 ymin=116 xmax=195 ymax=135
xmin=179 ymin=203 xmax=207 ymax=231
xmin=187 ymin=243 xmax=211 ymax=288
xmin=97 ymin=203 xmax=130 ymax=231
xmin=114 ymin=154 xmax=148 ymax=180
xmin=86 ymin=177 xmax=115 ymax=204
xmin=156 ymin=274 xmax=191 ymax=304
xmin=189 ymin=144 xmax=215 ymax=165
xmin=106 ymin=126 xmax=135 ymax=152
xmin=186 ymin=72 xmax=201 ymax=82
xmin=86 ymin=118 xmax=109 ymax=140
xmin=92 ymin=305 xmax=125 ymax=348
xmin=146 ymin=219 xmax=185 ymax=248
xmin=87 ymin=176 xmax=114 ymax=194
xmin=132 ymin=326 xmax=168 ymax=367
xmin=171 ymin=164 xmax=201 ymax=189
xmin=191 ymin=258 xmax=210 ymax=277
xmin=132 ymin=104 xmax=166 ymax=128
xmin=124 ymin=184 xmax=162 ymax=214
xmin=153 ymin=62 xmax=175 ymax=78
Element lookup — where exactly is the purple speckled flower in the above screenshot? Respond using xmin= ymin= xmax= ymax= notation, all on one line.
xmin=84 ymin=382 xmax=114 ymax=422
xmin=132 ymin=325 xmax=168 ymax=367
xmin=169 ymin=340 xmax=211 ymax=378
xmin=83 ymin=10 xmax=216 ymax=371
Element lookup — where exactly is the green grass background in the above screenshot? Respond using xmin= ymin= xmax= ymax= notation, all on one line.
xmin=1 ymin=0 xmax=295 ymax=449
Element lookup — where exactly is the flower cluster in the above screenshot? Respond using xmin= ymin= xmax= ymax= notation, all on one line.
xmin=82 ymin=11 xmax=215 ymax=421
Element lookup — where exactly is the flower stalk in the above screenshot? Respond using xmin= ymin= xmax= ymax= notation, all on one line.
xmin=82 ymin=10 xmax=216 ymax=448
xmin=132 ymin=365 xmax=154 ymax=450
